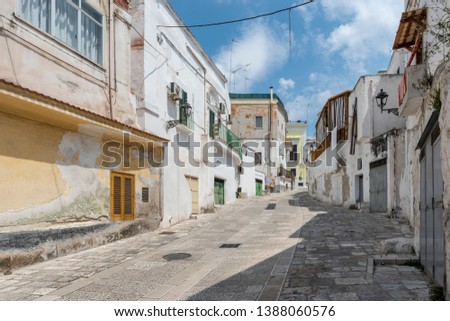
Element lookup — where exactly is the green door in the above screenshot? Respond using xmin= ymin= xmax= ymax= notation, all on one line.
xmin=214 ymin=179 xmax=225 ymax=205
xmin=256 ymin=179 xmax=263 ymax=196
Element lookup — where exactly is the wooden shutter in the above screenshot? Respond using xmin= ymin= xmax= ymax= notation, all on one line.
xmin=113 ymin=175 xmax=122 ymax=215
xmin=123 ymin=176 xmax=134 ymax=218
xmin=110 ymin=172 xmax=135 ymax=221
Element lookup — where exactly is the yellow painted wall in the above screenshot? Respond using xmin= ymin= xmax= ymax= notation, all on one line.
xmin=0 ymin=111 xmax=162 ymax=227
xmin=287 ymin=123 xmax=307 ymax=182
xmin=0 ymin=112 xmax=66 ymax=212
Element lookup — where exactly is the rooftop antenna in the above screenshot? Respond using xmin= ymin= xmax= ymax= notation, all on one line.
xmin=229 ymin=38 xmax=239 ymax=91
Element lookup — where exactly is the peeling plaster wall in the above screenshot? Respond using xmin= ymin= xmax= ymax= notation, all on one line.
xmin=401 ymin=60 xmax=450 ymax=296
xmin=436 ymin=62 xmax=450 ymax=297
xmin=231 ymin=98 xmax=287 ymax=179
xmin=307 ymin=141 xmax=351 ymax=207
xmin=309 ymin=73 xmax=407 ymax=210
xmin=0 ymin=113 xmax=162 ymax=228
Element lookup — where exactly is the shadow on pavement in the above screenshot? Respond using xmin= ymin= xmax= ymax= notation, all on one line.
xmin=186 ymin=192 xmax=432 ymax=301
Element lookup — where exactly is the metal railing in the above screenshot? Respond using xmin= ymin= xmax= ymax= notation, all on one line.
xmin=215 ymin=122 xmax=242 ymax=159
xmin=179 ymin=105 xmax=194 ymax=129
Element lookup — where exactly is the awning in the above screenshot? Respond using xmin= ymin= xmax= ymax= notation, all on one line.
xmin=0 ymin=80 xmax=168 ymax=144
xmin=393 ymin=8 xmax=427 ymax=50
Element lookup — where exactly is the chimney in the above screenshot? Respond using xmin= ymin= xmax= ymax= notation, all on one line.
xmin=270 ymin=86 xmax=274 ymax=102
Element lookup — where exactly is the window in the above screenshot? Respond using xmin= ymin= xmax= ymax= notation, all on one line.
xmin=254 ymin=152 xmax=262 ymax=166
xmin=289 ymin=144 xmax=298 ymax=161
xmin=179 ymin=90 xmax=194 ymax=129
xmin=110 ymin=172 xmax=135 ymax=221
xmin=142 ymin=187 xmax=149 ymax=203
xmin=255 ymin=116 xmax=263 ymax=129
xmin=18 ymin=0 xmax=103 ymax=65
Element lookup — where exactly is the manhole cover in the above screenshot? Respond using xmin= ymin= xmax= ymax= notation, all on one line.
xmin=159 ymin=231 xmax=176 ymax=235
xmin=220 ymin=243 xmax=241 ymax=248
xmin=266 ymin=203 xmax=276 ymax=210
xmin=163 ymin=253 xmax=191 ymax=261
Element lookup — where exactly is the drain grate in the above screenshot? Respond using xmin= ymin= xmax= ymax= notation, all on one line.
xmin=159 ymin=231 xmax=176 ymax=235
xmin=266 ymin=203 xmax=276 ymax=210
xmin=163 ymin=253 xmax=191 ymax=261
xmin=220 ymin=243 xmax=241 ymax=248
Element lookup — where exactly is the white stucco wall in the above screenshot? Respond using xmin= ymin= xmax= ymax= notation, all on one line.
xmin=240 ymin=153 xmax=257 ymax=197
xmin=131 ymin=0 xmax=241 ymax=225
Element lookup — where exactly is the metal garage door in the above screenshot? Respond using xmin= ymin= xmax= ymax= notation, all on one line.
xmin=186 ymin=176 xmax=199 ymax=214
xmin=420 ymin=129 xmax=445 ymax=287
xmin=369 ymin=158 xmax=387 ymax=213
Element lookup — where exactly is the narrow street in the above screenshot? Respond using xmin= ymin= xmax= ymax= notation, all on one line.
xmin=0 ymin=192 xmax=432 ymax=301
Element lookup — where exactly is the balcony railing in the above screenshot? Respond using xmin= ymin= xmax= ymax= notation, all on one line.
xmin=179 ymin=105 xmax=194 ymax=129
xmin=313 ymin=91 xmax=351 ymax=161
xmin=215 ymin=122 xmax=242 ymax=159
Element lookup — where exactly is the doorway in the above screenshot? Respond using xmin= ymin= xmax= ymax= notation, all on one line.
xmin=186 ymin=176 xmax=199 ymax=214
xmin=214 ymin=178 xmax=225 ymax=205
xmin=369 ymin=158 xmax=387 ymax=213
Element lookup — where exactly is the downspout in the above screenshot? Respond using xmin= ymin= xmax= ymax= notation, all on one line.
xmin=269 ymin=86 xmax=273 ymax=177
xmin=186 ymin=46 xmax=207 ymax=134
xmin=108 ymin=1 xmax=114 ymax=119
xmin=392 ymin=128 xmax=398 ymax=215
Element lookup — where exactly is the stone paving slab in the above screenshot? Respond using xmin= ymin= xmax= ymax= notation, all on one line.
xmin=279 ymin=192 xmax=433 ymax=301
xmin=0 ymin=191 xmax=434 ymax=301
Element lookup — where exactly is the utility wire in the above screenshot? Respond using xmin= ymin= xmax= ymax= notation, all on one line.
xmin=158 ymin=0 xmax=314 ymax=29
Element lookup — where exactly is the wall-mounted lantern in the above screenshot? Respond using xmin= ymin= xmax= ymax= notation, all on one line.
xmin=375 ymin=89 xmax=399 ymax=116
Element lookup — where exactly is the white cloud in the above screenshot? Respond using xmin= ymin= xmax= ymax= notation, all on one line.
xmin=214 ymin=20 xmax=290 ymax=92
xmin=318 ymin=0 xmax=403 ymax=73
xmin=278 ymin=77 xmax=295 ymax=97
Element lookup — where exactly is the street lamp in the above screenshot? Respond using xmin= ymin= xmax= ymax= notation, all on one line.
xmin=375 ymin=89 xmax=399 ymax=116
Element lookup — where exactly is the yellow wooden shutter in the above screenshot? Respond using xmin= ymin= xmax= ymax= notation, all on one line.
xmin=123 ymin=176 xmax=134 ymax=218
xmin=110 ymin=172 xmax=135 ymax=221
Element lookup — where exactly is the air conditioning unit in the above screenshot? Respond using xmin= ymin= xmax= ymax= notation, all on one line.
xmin=218 ymin=102 xmax=226 ymax=114
xmin=168 ymin=82 xmax=181 ymax=100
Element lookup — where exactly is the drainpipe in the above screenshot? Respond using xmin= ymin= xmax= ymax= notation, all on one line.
xmin=108 ymin=1 xmax=114 ymax=119
xmin=392 ymin=128 xmax=398 ymax=215
xmin=268 ymin=86 xmax=273 ymax=177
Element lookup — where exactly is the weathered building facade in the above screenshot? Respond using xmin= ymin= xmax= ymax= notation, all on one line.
xmin=0 ymin=0 xmax=165 ymax=230
xmin=230 ymin=90 xmax=289 ymax=194
xmin=130 ymin=0 xmax=243 ymax=226
xmin=389 ymin=0 xmax=450 ymax=297
xmin=308 ymin=0 xmax=450 ymax=297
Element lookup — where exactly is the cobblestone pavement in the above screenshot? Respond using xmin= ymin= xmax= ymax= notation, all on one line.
xmin=0 ymin=191 xmax=433 ymax=301
xmin=279 ymin=193 xmax=431 ymax=301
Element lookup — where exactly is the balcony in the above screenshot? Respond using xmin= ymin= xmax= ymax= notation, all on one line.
xmin=312 ymin=91 xmax=351 ymax=162
xmin=214 ymin=122 xmax=242 ymax=160
xmin=398 ymin=64 xmax=427 ymax=116
xmin=179 ymin=105 xmax=194 ymax=130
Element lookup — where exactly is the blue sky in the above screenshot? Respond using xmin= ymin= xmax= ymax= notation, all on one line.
xmin=169 ymin=0 xmax=404 ymax=137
